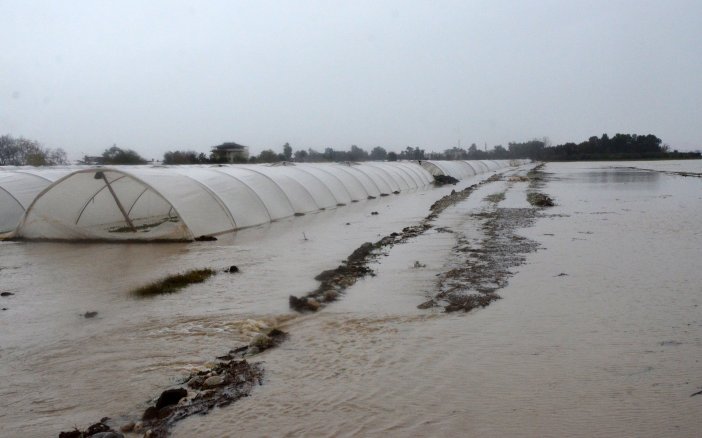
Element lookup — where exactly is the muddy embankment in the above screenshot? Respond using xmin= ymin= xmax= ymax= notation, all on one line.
xmin=291 ymin=163 xmax=555 ymax=314
xmin=60 ymin=166 xmax=556 ymax=437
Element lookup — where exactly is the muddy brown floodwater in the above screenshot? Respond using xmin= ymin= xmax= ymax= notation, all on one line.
xmin=1 ymin=161 xmax=701 ymax=437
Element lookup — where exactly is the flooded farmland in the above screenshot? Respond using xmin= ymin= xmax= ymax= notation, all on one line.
xmin=1 ymin=161 xmax=701 ymax=437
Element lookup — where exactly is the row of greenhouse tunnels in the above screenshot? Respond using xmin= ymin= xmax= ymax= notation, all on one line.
xmin=0 ymin=160 xmax=527 ymax=241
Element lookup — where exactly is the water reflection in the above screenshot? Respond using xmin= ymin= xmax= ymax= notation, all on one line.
xmin=560 ymin=168 xmax=660 ymax=188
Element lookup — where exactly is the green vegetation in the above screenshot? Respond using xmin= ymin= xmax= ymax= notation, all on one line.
xmin=509 ymin=134 xmax=700 ymax=161
xmin=162 ymin=133 xmax=700 ymax=165
xmin=0 ymin=134 xmax=67 ymax=166
xmin=101 ymin=145 xmax=148 ymax=164
xmin=163 ymin=150 xmax=209 ymax=164
xmin=132 ymin=268 xmax=216 ymax=297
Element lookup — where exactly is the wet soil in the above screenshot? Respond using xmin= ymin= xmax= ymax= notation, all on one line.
xmin=291 ymin=167 xmax=556 ymax=315
xmin=429 ymin=207 xmax=540 ymax=312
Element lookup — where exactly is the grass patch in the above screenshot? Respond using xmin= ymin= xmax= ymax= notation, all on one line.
xmin=484 ymin=192 xmax=506 ymax=203
xmin=133 ymin=268 xmax=216 ymax=297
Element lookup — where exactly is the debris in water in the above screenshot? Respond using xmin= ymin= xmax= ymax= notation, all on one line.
xmin=227 ymin=265 xmax=240 ymax=273
xmin=83 ymin=311 xmax=98 ymax=318
xmin=527 ymin=192 xmax=555 ymax=207
xmin=413 ymin=261 xmax=426 ymax=268
xmin=194 ymin=235 xmax=217 ymax=241
xmin=1 ymin=292 xmax=14 ymax=297
xmin=433 ymin=175 xmax=460 ymax=186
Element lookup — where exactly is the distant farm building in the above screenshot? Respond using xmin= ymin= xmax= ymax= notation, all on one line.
xmin=80 ymin=155 xmax=105 ymax=165
xmin=211 ymin=142 xmax=249 ymax=162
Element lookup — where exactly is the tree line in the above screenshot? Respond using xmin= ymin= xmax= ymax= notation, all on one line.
xmin=0 ymin=135 xmax=67 ymax=166
xmin=2 ymin=133 xmax=699 ymax=166
xmin=507 ymin=134 xmax=700 ymax=161
xmin=163 ymin=134 xmax=698 ymax=164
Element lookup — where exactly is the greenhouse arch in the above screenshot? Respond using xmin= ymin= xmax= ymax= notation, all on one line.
xmin=11 ymin=160 xmax=524 ymax=241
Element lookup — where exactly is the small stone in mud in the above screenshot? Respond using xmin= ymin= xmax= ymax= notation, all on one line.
xmin=289 ymin=295 xmax=307 ymax=311
xmin=250 ymin=333 xmax=273 ymax=350
xmin=306 ymin=298 xmax=321 ymax=311
xmin=228 ymin=265 xmax=240 ymax=273
xmin=120 ymin=422 xmax=135 ymax=432
xmin=142 ymin=406 xmax=160 ymax=421
xmin=323 ymin=290 xmax=339 ymax=302
xmin=155 ymin=387 xmax=188 ymax=409
xmin=0 ymin=292 xmax=14 ymax=297
xmin=289 ymin=295 xmax=321 ymax=312
xmin=84 ymin=311 xmax=98 ymax=318
xmin=203 ymin=375 xmax=224 ymax=387
xmin=187 ymin=375 xmax=205 ymax=389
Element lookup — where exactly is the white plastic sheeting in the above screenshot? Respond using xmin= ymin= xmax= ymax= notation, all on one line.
xmin=16 ymin=162 xmax=435 ymax=241
xmin=0 ymin=169 xmax=73 ymax=233
xmin=420 ymin=160 xmax=516 ymax=179
xmin=9 ymin=160 xmax=521 ymax=241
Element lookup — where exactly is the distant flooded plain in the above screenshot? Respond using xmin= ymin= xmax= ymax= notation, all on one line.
xmin=1 ymin=161 xmax=701 ymax=437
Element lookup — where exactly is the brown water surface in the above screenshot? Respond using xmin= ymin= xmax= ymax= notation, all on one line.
xmin=1 ymin=162 xmax=701 ymax=437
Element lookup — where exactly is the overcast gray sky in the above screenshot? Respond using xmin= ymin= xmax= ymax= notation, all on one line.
xmin=2 ymin=0 xmax=700 ymax=160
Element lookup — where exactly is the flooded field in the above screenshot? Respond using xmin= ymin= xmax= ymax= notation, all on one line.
xmin=1 ymin=161 xmax=701 ymax=437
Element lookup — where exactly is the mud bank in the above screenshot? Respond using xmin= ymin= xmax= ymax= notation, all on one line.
xmin=289 ymin=174 xmax=504 ymax=312
xmin=427 ymin=206 xmax=541 ymax=311
xmin=58 ymin=329 xmax=287 ymax=437
xmin=289 ymin=166 xmax=557 ymax=314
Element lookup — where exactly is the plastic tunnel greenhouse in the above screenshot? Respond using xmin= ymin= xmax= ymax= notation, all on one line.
xmin=0 ymin=168 xmax=74 ymax=234
xmin=7 ymin=160 xmax=522 ymax=241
